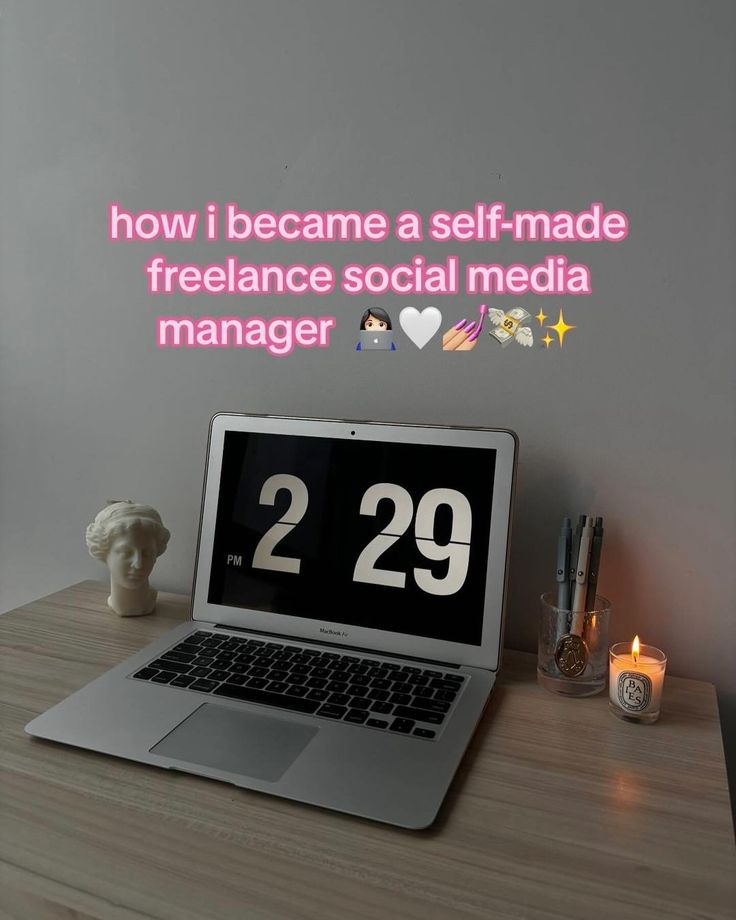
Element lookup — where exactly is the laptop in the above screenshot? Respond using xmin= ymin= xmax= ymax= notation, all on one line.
xmin=359 ymin=330 xmax=394 ymax=350
xmin=25 ymin=414 xmax=517 ymax=829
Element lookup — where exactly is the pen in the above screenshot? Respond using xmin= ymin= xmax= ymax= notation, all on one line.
xmin=569 ymin=514 xmax=585 ymax=603
xmin=571 ymin=515 xmax=594 ymax=634
xmin=556 ymin=517 xmax=572 ymax=610
xmin=584 ymin=516 xmax=604 ymax=610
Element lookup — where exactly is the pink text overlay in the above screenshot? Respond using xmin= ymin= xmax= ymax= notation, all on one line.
xmin=109 ymin=202 xmax=627 ymax=244
xmin=110 ymin=201 xmax=629 ymax=352
xmin=145 ymin=254 xmax=590 ymax=295
xmin=109 ymin=201 xmax=627 ymax=295
xmin=156 ymin=315 xmax=337 ymax=357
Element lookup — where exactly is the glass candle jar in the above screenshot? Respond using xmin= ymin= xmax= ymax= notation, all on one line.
xmin=609 ymin=642 xmax=667 ymax=723
xmin=537 ymin=593 xmax=612 ymax=697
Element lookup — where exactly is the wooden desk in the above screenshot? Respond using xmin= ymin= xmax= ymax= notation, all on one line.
xmin=1 ymin=581 xmax=733 ymax=920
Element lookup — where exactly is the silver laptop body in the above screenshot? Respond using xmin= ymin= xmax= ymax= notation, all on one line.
xmin=26 ymin=414 xmax=517 ymax=829
xmin=359 ymin=330 xmax=394 ymax=349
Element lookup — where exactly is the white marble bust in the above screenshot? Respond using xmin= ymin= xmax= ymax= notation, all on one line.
xmin=85 ymin=501 xmax=170 ymax=616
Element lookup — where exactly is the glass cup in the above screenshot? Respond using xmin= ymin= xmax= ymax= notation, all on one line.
xmin=537 ymin=593 xmax=612 ymax=697
xmin=609 ymin=642 xmax=667 ymax=723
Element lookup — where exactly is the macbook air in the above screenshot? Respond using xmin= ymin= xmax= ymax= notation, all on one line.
xmin=26 ymin=414 xmax=517 ymax=828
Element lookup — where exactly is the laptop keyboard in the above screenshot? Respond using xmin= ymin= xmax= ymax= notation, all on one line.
xmin=130 ymin=630 xmax=466 ymax=740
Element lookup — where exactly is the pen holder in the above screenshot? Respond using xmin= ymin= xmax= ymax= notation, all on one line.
xmin=537 ymin=593 xmax=612 ymax=697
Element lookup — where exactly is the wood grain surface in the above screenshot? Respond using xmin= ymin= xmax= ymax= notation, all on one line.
xmin=1 ymin=581 xmax=733 ymax=920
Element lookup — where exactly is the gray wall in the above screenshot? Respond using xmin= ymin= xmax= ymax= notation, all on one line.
xmin=2 ymin=0 xmax=734 ymax=811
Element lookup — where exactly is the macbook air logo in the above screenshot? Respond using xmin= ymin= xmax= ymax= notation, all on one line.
xmin=320 ymin=627 xmax=348 ymax=637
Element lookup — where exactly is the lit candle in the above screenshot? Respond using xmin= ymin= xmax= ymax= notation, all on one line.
xmin=609 ymin=636 xmax=667 ymax=723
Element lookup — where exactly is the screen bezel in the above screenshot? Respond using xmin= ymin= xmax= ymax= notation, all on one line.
xmin=190 ymin=413 xmax=517 ymax=671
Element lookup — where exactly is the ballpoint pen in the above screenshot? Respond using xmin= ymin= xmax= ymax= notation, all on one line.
xmin=556 ymin=517 xmax=572 ymax=610
xmin=569 ymin=514 xmax=585 ymax=604
xmin=571 ymin=515 xmax=594 ymax=635
xmin=584 ymin=516 xmax=604 ymax=610
xmin=554 ymin=514 xmax=589 ymax=678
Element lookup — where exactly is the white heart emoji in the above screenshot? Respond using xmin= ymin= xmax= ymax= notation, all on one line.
xmin=399 ymin=307 xmax=442 ymax=349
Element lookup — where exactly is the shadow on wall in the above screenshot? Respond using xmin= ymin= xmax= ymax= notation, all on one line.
xmin=502 ymin=455 xmax=593 ymax=653
xmin=503 ymin=457 xmax=671 ymax=655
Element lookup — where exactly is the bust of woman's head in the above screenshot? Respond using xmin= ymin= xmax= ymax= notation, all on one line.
xmin=86 ymin=502 xmax=170 ymax=614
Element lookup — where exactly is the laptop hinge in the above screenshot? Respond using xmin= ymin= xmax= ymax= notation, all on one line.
xmin=211 ymin=622 xmax=462 ymax=669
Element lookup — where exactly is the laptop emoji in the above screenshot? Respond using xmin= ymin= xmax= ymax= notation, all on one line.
xmin=358 ymin=330 xmax=395 ymax=350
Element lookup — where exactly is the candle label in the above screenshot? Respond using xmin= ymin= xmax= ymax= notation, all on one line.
xmin=617 ymin=672 xmax=652 ymax=712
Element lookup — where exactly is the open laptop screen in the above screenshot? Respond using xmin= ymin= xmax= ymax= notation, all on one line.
xmin=207 ymin=431 xmax=496 ymax=645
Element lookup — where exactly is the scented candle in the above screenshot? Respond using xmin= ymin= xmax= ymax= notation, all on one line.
xmin=609 ymin=636 xmax=667 ymax=723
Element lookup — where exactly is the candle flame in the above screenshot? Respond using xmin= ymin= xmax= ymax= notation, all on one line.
xmin=632 ymin=635 xmax=640 ymax=664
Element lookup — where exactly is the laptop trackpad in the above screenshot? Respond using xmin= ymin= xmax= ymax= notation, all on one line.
xmin=150 ymin=703 xmax=319 ymax=782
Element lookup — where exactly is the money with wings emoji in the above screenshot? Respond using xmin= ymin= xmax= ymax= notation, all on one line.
xmin=488 ymin=307 xmax=534 ymax=347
